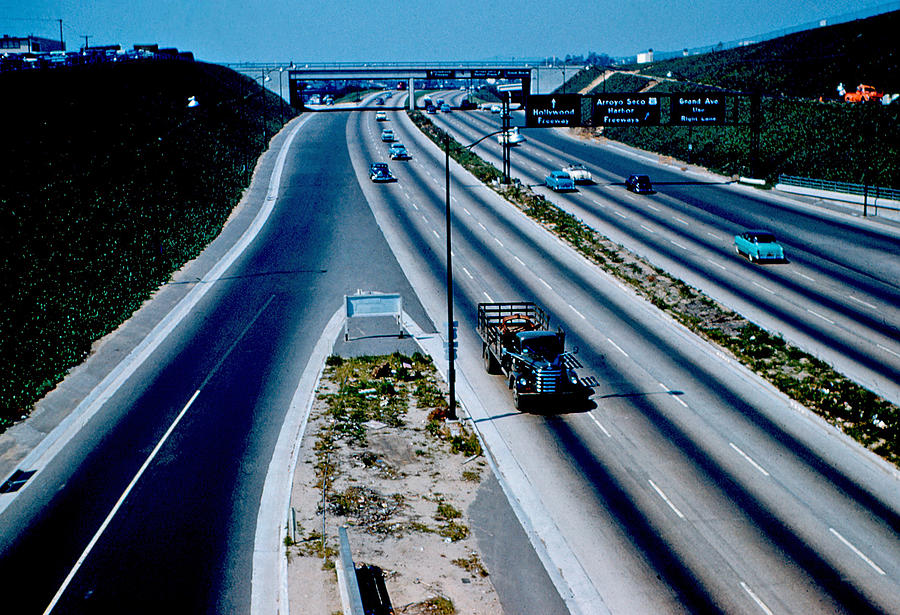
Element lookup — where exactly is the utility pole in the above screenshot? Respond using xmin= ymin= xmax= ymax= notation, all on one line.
xmin=82 ymin=35 xmax=92 ymax=50
xmin=58 ymin=19 xmax=64 ymax=50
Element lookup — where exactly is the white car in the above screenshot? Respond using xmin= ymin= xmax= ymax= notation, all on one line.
xmin=375 ymin=111 xmax=387 ymax=121
xmin=496 ymin=127 xmax=525 ymax=145
xmin=490 ymin=104 xmax=502 ymax=114
xmin=564 ymin=163 xmax=592 ymax=183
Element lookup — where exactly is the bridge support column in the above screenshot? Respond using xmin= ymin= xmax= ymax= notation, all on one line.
xmin=408 ymin=77 xmax=415 ymax=111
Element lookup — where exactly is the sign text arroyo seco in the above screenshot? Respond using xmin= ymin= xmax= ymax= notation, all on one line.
xmin=592 ymin=93 xmax=661 ymax=126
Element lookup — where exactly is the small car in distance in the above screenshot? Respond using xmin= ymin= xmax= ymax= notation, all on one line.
xmin=389 ymin=143 xmax=410 ymax=160
xmin=426 ymin=104 xmax=437 ymax=114
xmin=490 ymin=104 xmax=501 ymax=114
xmin=564 ymin=163 xmax=592 ymax=184
xmin=734 ymin=230 xmax=785 ymax=262
xmin=380 ymin=129 xmax=395 ymax=142
xmin=625 ymin=174 xmax=653 ymax=193
xmin=369 ymin=162 xmax=396 ymax=183
xmin=545 ymin=170 xmax=575 ymax=192
xmin=375 ymin=110 xmax=387 ymax=121
xmin=441 ymin=103 xmax=452 ymax=112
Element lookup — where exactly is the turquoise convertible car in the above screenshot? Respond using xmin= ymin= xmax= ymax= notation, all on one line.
xmin=734 ymin=230 xmax=785 ymax=262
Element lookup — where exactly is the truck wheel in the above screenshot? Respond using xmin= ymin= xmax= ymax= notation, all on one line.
xmin=483 ymin=345 xmax=498 ymax=374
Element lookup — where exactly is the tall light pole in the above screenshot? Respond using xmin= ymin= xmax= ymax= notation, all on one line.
xmin=442 ymin=126 xmax=509 ymax=420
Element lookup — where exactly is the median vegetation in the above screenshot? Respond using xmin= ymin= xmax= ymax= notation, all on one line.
xmin=0 ymin=60 xmax=295 ymax=428
xmin=408 ymin=110 xmax=899 ymax=467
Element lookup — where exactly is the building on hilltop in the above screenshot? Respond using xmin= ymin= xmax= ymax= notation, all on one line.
xmin=0 ymin=34 xmax=65 ymax=54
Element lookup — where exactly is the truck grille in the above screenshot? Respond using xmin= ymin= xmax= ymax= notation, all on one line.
xmin=536 ymin=368 xmax=562 ymax=393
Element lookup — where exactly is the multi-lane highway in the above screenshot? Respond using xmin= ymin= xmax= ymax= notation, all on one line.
xmin=427 ymin=92 xmax=900 ymax=408
xmin=351 ymin=92 xmax=900 ymax=613
xmin=1 ymin=88 xmax=898 ymax=615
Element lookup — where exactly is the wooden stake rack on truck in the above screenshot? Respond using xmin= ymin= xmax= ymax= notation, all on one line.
xmin=477 ymin=302 xmax=589 ymax=410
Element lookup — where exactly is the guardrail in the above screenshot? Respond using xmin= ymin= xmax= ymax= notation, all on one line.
xmin=777 ymin=174 xmax=900 ymax=212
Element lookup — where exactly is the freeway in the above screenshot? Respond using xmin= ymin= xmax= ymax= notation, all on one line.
xmin=0 ymin=106 xmax=435 ymax=613
xmin=354 ymin=95 xmax=900 ymax=613
xmin=427 ymin=93 xmax=900 ymax=408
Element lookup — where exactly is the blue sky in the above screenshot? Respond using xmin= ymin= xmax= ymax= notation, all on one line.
xmin=1 ymin=0 xmax=892 ymax=63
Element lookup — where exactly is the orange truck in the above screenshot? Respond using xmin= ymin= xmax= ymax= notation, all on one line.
xmin=838 ymin=83 xmax=885 ymax=103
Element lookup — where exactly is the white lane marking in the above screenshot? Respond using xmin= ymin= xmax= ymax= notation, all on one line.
xmin=706 ymin=258 xmax=727 ymax=271
xmin=514 ymin=255 xmax=525 ymax=266
xmin=670 ymin=239 xmax=689 ymax=250
xmin=607 ymin=338 xmax=628 ymax=357
xmin=877 ymin=344 xmax=900 ymax=359
xmin=463 ymin=207 xmax=471 ymax=216
xmin=848 ymin=295 xmax=877 ymax=310
xmin=478 ymin=222 xmax=487 ymax=230
xmin=494 ymin=237 xmax=503 ymax=247
xmin=432 ymin=229 xmax=440 ymax=239
xmin=648 ymin=479 xmax=685 ymax=519
xmin=829 ymin=528 xmax=886 ymax=575
xmin=411 ymin=203 xmax=419 ymax=210
xmin=740 ymin=582 xmax=775 ymax=615
xmin=752 ymin=281 xmax=776 ymax=295
xmin=659 ymin=382 xmax=687 ymax=407
xmin=45 ymin=294 xmax=275 ymax=613
xmin=539 ymin=278 xmax=552 ymax=290
xmin=451 ymin=196 xmax=458 ymax=203
xmin=463 ymin=267 xmax=474 ymax=280
xmin=591 ymin=199 xmax=607 ymax=209
xmin=646 ymin=204 xmax=661 ymax=212
xmin=483 ymin=291 xmax=493 ymax=302
xmin=706 ymin=231 xmax=722 ymax=240
xmin=43 ymin=389 xmax=203 ymax=614
xmin=589 ymin=413 xmax=611 ymax=437
xmin=569 ymin=304 xmax=586 ymax=319
xmin=640 ymin=224 xmax=655 ymax=233
xmin=614 ymin=211 xmax=628 ymax=219
xmin=729 ymin=442 xmax=770 ymax=476
xmin=673 ymin=216 xmax=689 ymax=225
xmin=794 ymin=271 xmax=815 ymax=282
xmin=806 ymin=309 xmax=835 ymax=325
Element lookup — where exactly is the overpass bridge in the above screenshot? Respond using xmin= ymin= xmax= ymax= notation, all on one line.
xmin=226 ymin=62 xmax=580 ymax=107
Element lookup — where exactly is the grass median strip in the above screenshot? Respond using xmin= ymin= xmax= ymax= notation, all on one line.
xmin=408 ymin=109 xmax=899 ymax=468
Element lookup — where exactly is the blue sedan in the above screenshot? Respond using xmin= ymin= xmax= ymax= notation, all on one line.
xmin=545 ymin=170 xmax=575 ymax=192
xmin=734 ymin=230 xmax=785 ymax=262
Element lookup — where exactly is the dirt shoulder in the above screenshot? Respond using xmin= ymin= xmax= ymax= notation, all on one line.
xmin=287 ymin=352 xmax=502 ymax=615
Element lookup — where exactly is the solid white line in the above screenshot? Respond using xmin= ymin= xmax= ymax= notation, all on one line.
xmin=729 ymin=442 xmax=770 ymax=476
xmin=806 ymin=309 xmax=835 ymax=325
xmin=752 ymin=281 xmax=777 ymax=295
xmin=877 ymin=344 xmax=900 ymax=359
xmin=829 ymin=528 xmax=886 ymax=575
xmin=648 ymin=479 xmax=685 ymax=519
xmin=607 ymin=338 xmax=628 ymax=357
xmin=588 ymin=413 xmax=611 ymax=437
xmin=640 ymin=224 xmax=655 ymax=233
xmin=740 ymin=582 xmax=774 ymax=615
xmin=848 ymin=295 xmax=877 ymax=310
xmin=44 ymin=389 xmax=203 ymax=614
